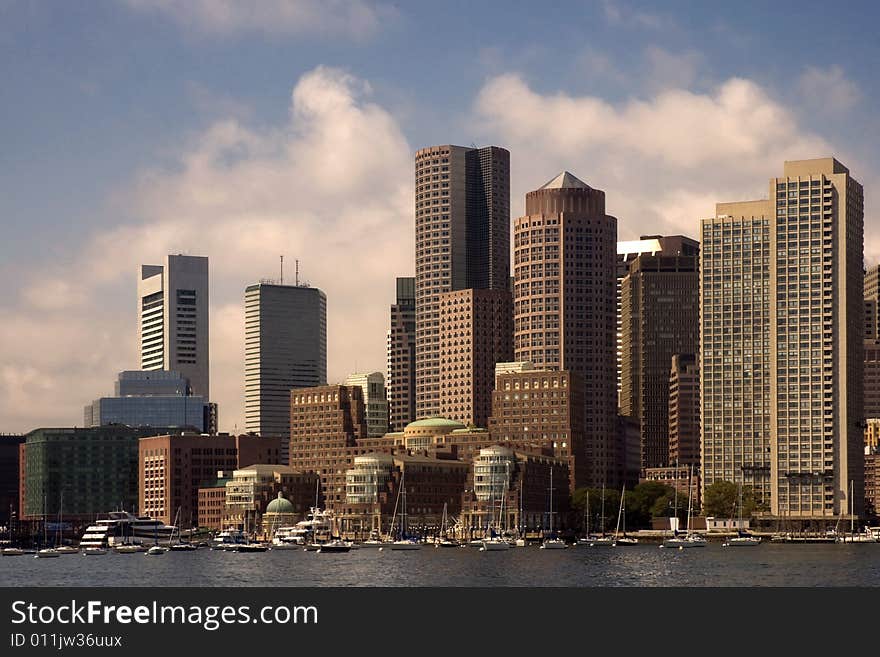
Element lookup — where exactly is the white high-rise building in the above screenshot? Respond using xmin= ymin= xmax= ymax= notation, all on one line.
xmin=137 ymin=255 xmax=209 ymax=400
xmin=345 ymin=372 xmax=389 ymax=438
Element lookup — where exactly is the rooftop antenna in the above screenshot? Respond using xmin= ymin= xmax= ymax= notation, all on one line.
xmin=280 ymin=255 xmax=284 ymax=285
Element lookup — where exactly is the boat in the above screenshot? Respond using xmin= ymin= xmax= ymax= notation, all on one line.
xmin=79 ymin=511 xmax=175 ymax=551
xmin=389 ymin=476 xmax=421 ymax=550
xmin=1 ymin=547 xmax=25 ymax=556
xmin=576 ymin=488 xmax=599 ymax=546
xmin=146 ymin=545 xmax=167 ymax=555
xmin=661 ymin=465 xmax=703 ymax=548
xmin=167 ymin=507 xmax=198 ymax=551
xmin=113 ymin=544 xmax=144 ymax=554
xmin=590 ymin=485 xmax=615 ymax=546
xmin=723 ymin=483 xmax=762 ymax=547
xmin=837 ymin=481 xmax=877 ymax=544
xmin=35 ymin=548 xmax=61 ymax=558
xmin=434 ymin=505 xmax=459 ymax=547
xmin=540 ymin=469 xmax=566 ymax=549
xmin=317 ymin=539 xmax=352 ymax=553
xmin=55 ymin=546 xmax=79 ymax=554
xmin=212 ymin=527 xmax=247 ymax=550
xmin=83 ymin=547 xmax=108 ymax=555
xmin=482 ymin=466 xmax=511 ymax=551
xmin=611 ymin=485 xmax=638 ymax=547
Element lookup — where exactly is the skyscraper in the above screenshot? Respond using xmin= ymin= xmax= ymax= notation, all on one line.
xmin=513 ymin=171 xmax=617 ymax=488
xmin=619 ymin=242 xmax=699 ymax=470
xmin=668 ymin=354 xmax=700 ymax=469
xmin=137 ymin=254 xmax=210 ymax=399
xmin=414 ymin=145 xmax=510 ymax=420
xmin=702 ymin=158 xmax=864 ymax=521
xmin=438 ymin=288 xmax=512 ymax=428
xmin=244 ymin=282 xmax=327 ymax=442
xmin=387 ymin=277 xmax=416 ymax=431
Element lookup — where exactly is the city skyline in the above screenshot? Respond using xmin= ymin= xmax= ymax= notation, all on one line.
xmin=3 ymin=2 xmax=880 ymax=434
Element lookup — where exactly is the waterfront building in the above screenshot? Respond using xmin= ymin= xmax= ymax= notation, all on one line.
xmin=415 ymin=145 xmax=510 ymax=420
xmin=865 ymin=446 xmax=880 ymax=519
xmin=138 ymin=254 xmax=209 ymax=399
xmin=668 ymin=354 xmax=701 ymax=469
xmin=345 ymin=372 xmax=390 ymax=438
xmin=138 ymin=433 xmax=282 ymax=526
xmin=866 ymin=341 xmax=880 ymax=418
xmin=222 ymin=464 xmax=318 ymax=535
xmin=244 ymin=282 xmax=327 ymax=449
xmin=388 ymin=418 xmax=493 ymax=462
xmin=642 ymin=465 xmax=701 ymax=510
xmin=459 ymin=445 xmax=569 ymax=538
xmin=702 ymin=158 xmax=864 ymax=521
xmin=387 ymin=277 xmax=417 ymax=431
xmin=438 ymin=288 xmax=513 ymax=428
xmin=866 ymin=418 xmax=880 ymax=451
xmin=0 ymin=435 xmax=25 ymax=526
xmin=513 ymin=172 xmax=617 ymax=489
xmin=867 ymin=265 xmax=879 ymax=339
xmin=20 ymin=426 xmax=189 ymax=524
xmin=619 ymin=243 xmax=699 ymax=470
xmin=289 ymin=384 xmax=394 ymax=510
xmin=196 ymin=471 xmax=231 ymax=531
xmin=487 ymin=369 xmax=584 ymax=494
xmin=83 ymin=370 xmax=209 ymax=432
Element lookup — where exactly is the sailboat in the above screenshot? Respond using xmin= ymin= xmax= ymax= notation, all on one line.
xmin=576 ymin=490 xmax=599 ymax=546
xmin=612 ymin=485 xmax=638 ymax=547
xmin=540 ymin=468 xmax=566 ymax=549
xmin=53 ymin=493 xmax=78 ymax=554
xmin=514 ymin=481 xmax=527 ymax=547
xmin=169 ymin=507 xmax=198 ymax=551
xmin=723 ymin=483 xmax=762 ymax=547
xmin=837 ymin=481 xmax=876 ymax=544
xmin=389 ymin=475 xmax=421 ymax=550
xmin=36 ymin=495 xmax=61 ymax=558
xmin=146 ymin=512 xmax=169 ymax=555
xmin=590 ymin=484 xmax=615 ymax=547
xmin=435 ymin=503 xmax=458 ymax=547
xmin=661 ymin=465 xmax=704 ymax=548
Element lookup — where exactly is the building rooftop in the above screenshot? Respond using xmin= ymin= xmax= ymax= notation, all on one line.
xmin=538 ymin=171 xmax=591 ymax=190
xmin=406 ymin=417 xmax=466 ymax=429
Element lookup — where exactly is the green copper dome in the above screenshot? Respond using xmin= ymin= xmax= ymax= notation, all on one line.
xmin=406 ymin=417 xmax=466 ymax=429
xmin=266 ymin=492 xmax=294 ymax=514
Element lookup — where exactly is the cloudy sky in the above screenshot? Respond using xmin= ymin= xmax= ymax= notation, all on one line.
xmin=2 ymin=1 xmax=878 ymax=433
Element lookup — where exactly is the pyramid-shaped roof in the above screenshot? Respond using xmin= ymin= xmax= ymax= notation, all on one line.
xmin=538 ymin=171 xmax=591 ymax=190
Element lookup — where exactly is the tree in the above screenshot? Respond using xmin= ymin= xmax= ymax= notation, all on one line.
xmin=571 ymin=487 xmax=619 ymax=534
xmin=703 ymin=481 xmax=760 ymax=518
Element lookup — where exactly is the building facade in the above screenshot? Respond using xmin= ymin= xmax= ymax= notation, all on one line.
xmin=415 ymin=145 xmax=510 ymax=420
xmin=83 ymin=370 xmax=208 ymax=432
xmin=138 ymin=254 xmax=209 ymax=400
xmin=244 ymin=282 xmax=327 ymax=442
xmin=487 ymin=369 xmax=584 ymax=493
xmin=513 ymin=171 xmax=617 ymax=488
xmin=619 ymin=247 xmax=699 ymax=470
xmin=0 ymin=435 xmax=25 ymax=526
xmin=345 ymin=372 xmax=389 ymax=438
xmin=702 ymin=158 xmax=865 ymax=521
xmin=668 ymin=354 xmax=700 ymax=468
xmin=866 ymin=341 xmax=880 ymax=419
xmin=223 ymin=464 xmax=319 ymax=535
xmin=139 ymin=433 xmax=282 ymax=526
xmin=387 ymin=277 xmax=416 ymax=431
xmin=438 ymin=288 xmax=513 ymax=428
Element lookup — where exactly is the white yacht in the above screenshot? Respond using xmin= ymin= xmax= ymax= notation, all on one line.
xmin=79 ymin=511 xmax=175 ymax=550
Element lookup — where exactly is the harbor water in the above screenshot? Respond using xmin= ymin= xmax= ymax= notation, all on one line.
xmin=4 ymin=542 xmax=880 ymax=587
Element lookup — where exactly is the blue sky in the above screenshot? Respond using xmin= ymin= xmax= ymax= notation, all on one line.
xmin=1 ymin=0 xmax=878 ymax=432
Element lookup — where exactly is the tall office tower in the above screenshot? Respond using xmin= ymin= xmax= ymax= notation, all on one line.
xmin=387 ymin=277 xmax=416 ymax=431
xmin=616 ymin=237 xmax=700 ymax=404
xmin=137 ymin=255 xmax=210 ymax=400
xmin=865 ymin=342 xmax=880 ymax=418
xmin=703 ymin=158 xmax=865 ymax=521
xmin=244 ymin=283 xmax=327 ymax=442
xmin=344 ymin=372 xmax=389 ymax=437
xmin=414 ymin=145 xmax=510 ymax=420
xmin=867 ymin=265 xmax=879 ymax=340
xmin=438 ymin=288 xmax=513 ymax=427
xmin=619 ymin=244 xmax=699 ymax=470
xmin=668 ymin=354 xmax=700 ymax=468
xmin=513 ymin=172 xmax=617 ymax=488
xmin=701 ymin=201 xmax=773 ymax=507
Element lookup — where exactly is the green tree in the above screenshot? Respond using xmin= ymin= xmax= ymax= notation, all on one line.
xmin=571 ymin=487 xmax=620 ymax=534
xmin=703 ymin=481 xmax=761 ymax=518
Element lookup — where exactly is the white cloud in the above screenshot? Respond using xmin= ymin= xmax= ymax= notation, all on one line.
xmin=601 ymin=0 xmax=673 ymax=31
xmin=1 ymin=66 xmax=413 ymax=432
xmin=123 ymin=0 xmax=395 ymax=39
xmin=474 ymin=72 xmax=838 ymax=238
xmin=796 ymin=65 xmax=861 ymax=115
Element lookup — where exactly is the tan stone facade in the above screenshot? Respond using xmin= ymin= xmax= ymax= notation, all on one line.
xmin=438 ymin=288 xmax=512 ymax=428
xmin=668 ymin=354 xmax=700 ymax=468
